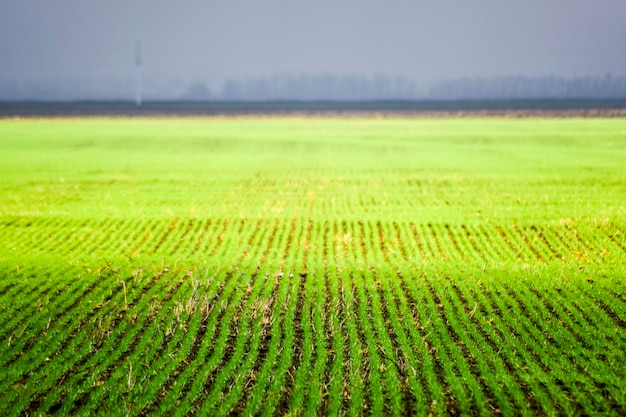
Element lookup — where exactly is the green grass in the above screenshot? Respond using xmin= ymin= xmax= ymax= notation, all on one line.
xmin=0 ymin=117 xmax=625 ymax=415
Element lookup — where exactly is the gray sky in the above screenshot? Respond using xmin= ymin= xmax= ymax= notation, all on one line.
xmin=1 ymin=0 xmax=625 ymax=99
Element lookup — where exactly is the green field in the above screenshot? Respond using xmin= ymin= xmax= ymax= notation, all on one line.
xmin=1 ymin=117 xmax=625 ymax=416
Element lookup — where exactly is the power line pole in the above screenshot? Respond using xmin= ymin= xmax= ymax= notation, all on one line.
xmin=135 ymin=40 xmax=142 ymax=106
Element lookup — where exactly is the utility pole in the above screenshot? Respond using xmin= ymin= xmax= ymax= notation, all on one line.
xmin=135 ymin=40 xmax=142 ymax=106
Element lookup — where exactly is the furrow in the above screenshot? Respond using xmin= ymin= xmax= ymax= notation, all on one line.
xmin=132 ymin=270 xmax=228 ymax=413
xmin=497 ymin=282 xmax=602 ymax=414
xmin=124 ymin=218 xmax=160 ymax=258
xmin=48 ymin=271 xmax=189 ymax=415
xmin=114 ymin=218 xmax=144 ymax=256
xmin=423 ymin=279 xmax=494 ymax=414
xmin=189 ymin=219 xmax=213 ymax=257
xmin=175 ymin=217 xmax=283 ymax=412
xmin=458 ymin=224 xmax=491 ymax=264
xmin=511 ymin=225 xmax=546 ymax=262
xmin=579 ymin=285 xmax=626 ymax=333
xmin=8 ymin=269 xmax=162 ymax=415
xmin=442 ymin=224 xmax=469 ymax=263
xmin=151 ymin=219 xmax=178 ymax=255
xmin=94 ymin=219 xmax=134 ymax=256
xmin=528 ymin=225 xmax=565 ymax=262
xmin=153 ymin=217 xmax=272 ymax=412
xmin=319 ymin=219 xmax=348 ymax=416
xmin=209 ymin=218 xmax=231 ymax=257
xmin=365 ymin=221 xmax=417 ymax=415
xmin=79 ymin=218 xmax=114 ymax=255
xmin=219 ymin=220 xmax=299 ymax=416
xmin=408 ymin=222 xmax=427 ymax=262
xmin=390 ymin=222 xmax=410 ymax=263
xmin=167 ymin=219 xmax=197 ymax=256
xmin=30 ymin=218 xmax=74 ymax=255
xmin=381 ymin=224 xmax=443 ymax=412
xmin=244 ymin=218 xmax=307 ymax=416
xmin=494 ymin=225 xmax=529 ymax=262
xmin=425 ymin=223 xmax=449 ymax=262
xmin=0 ymin=275 xmax=59 ymax=343
xmin=549 ymin=225 xmax=595 ymax=263
xmin=481 ymin=225 xmax=520 ymax=263
xmin=445 ymin=278 xmax=539 ymax=414
xmin=146 ymin=269 xmax=250 ymax=414
xmin=61 ymin=218 xmax=92 ymax=256
xmin=303 ymin=220 xmax=331 ymax=416
xmin=196 ymin=218 xmax=294 ymax=415
xmin=526 ymin=282 xmax=626 ymax=400
xmin=0 ymin=281 xmax=17 ymax=298
xmin=273 ymin=219 xmax=313 ymax=415
xmin=0 ymin=273 xmax=104 ymax=369
xmin=577 ymin=225 xmax=617 ymax=262
xmin=476 ymin=281 xmax=568 ymax=413
xmin=603 ymin=225 xmax=626 ymax=254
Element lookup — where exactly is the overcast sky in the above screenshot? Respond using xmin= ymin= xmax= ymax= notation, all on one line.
xmin=1 ymin=1 xmax=625 ymax=98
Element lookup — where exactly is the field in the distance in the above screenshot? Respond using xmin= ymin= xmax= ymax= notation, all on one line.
xmin=1 ymin=117 xmax=625 ymax=416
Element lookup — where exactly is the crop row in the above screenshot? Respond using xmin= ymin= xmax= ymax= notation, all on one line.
xmin=2 ymin=217 xmax=624 ymax=267
xmin=1 ymin=258 xmax=625 ymax=415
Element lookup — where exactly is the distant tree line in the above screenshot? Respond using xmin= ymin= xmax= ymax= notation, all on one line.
xmin=428 ymin=75 xmax=626 ymax=100
xmin=214 ymin=74 xmax=418 ymax=101
xmin=200 ymin=74 xmax=626 ymax=101
xmin=1 ymin=74 xmax=626 ymax=101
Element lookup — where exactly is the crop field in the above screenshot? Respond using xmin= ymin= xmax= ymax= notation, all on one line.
xmin=1 ymin=117 xmax=625 ymax=416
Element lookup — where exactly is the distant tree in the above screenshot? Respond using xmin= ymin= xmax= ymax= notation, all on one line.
xmin=183 ymin=82 xmax=212 ymax=101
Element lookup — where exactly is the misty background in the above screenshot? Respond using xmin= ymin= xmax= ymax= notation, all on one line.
xmin=1 ymin=1 xmax=625 ymax=101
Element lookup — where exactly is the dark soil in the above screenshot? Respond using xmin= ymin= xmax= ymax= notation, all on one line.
xmin=1 ymin=99 xmax=626 ymax=118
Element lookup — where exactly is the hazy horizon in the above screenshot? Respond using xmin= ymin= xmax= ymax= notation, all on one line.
xmin=2 ymin=1 xmax=625 ymax=100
